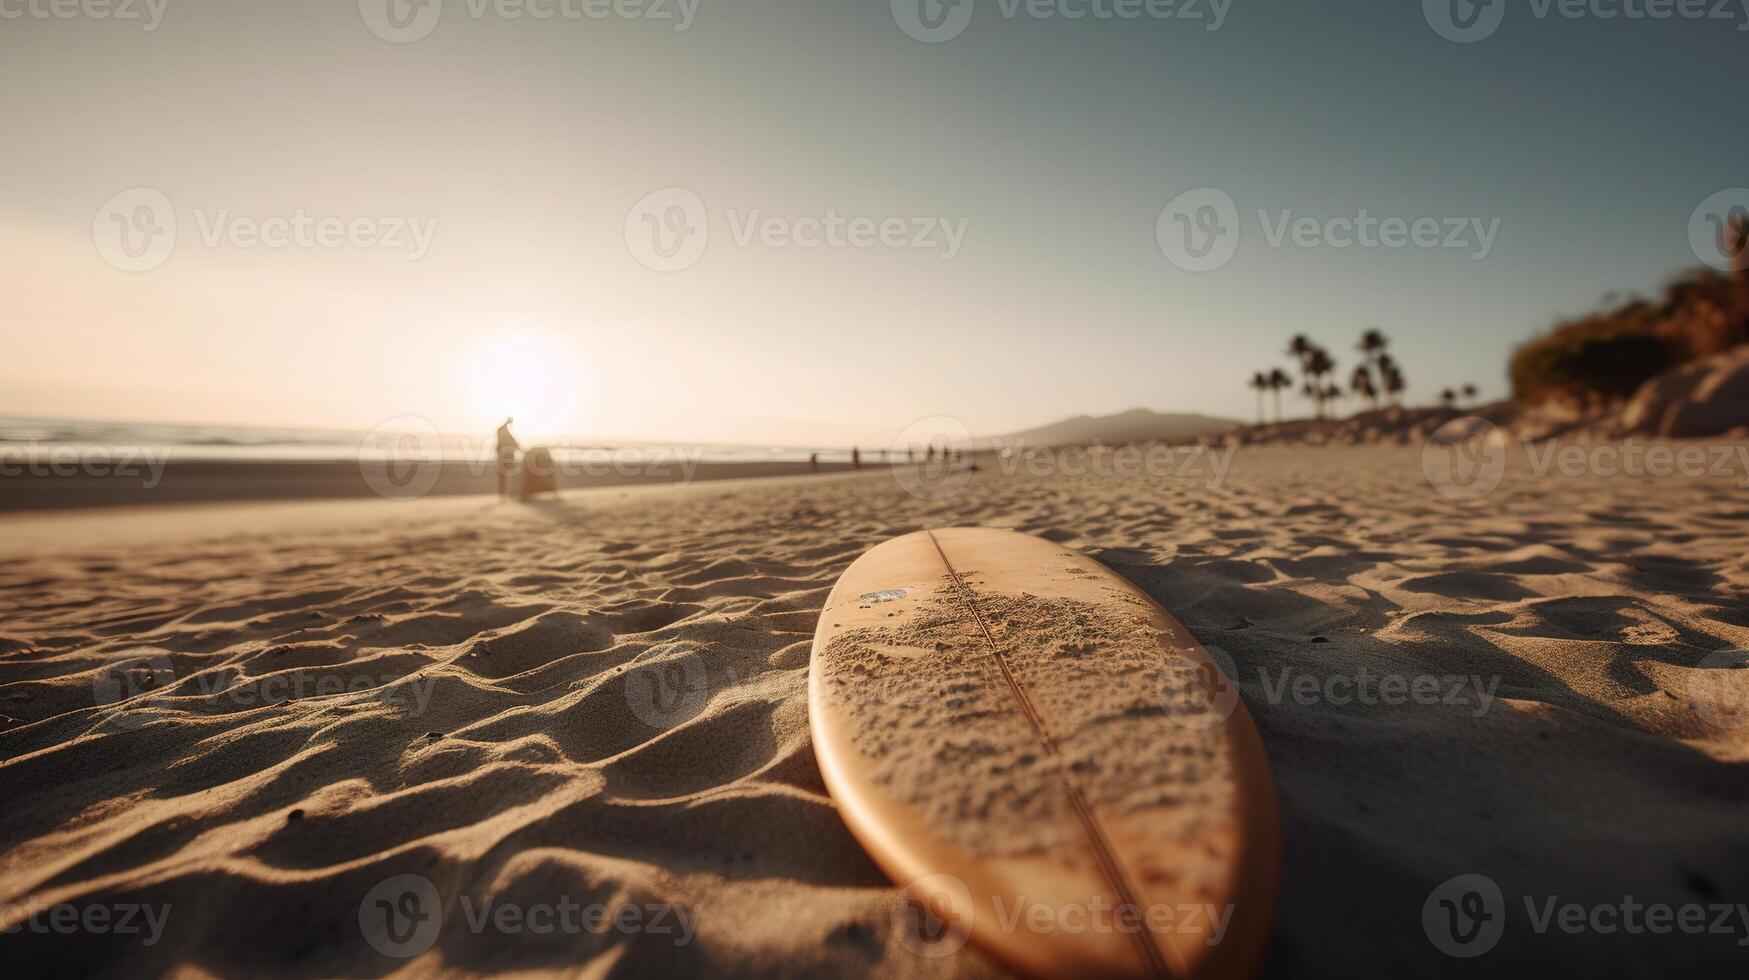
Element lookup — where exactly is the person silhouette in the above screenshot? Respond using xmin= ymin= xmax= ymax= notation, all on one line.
xmin=495 ymin=417 xmax=520 ymax=500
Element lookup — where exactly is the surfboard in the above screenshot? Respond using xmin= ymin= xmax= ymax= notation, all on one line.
xmin=810 ymin=528 xmax=1279 ymax=979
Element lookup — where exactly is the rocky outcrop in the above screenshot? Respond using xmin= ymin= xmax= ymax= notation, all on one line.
xmin=1621 ymin=345 xmax=1749 ymax=438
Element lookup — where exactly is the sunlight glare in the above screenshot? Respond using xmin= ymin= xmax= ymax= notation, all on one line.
xmin=464 ymin=334 xmax=581 ymax=438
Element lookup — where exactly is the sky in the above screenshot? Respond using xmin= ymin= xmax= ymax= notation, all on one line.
xmin=3 ymin=0 xmax=1745 ymax=445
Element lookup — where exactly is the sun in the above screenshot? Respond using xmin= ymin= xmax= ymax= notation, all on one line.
xmin=464 ymin=334 xmax=581 ymax=438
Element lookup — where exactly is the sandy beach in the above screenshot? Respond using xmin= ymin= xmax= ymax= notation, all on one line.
xmin=3 ymin=445 xmax=1748 ymax=977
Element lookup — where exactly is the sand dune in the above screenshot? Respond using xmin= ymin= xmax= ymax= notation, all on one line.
xmin=2 ymin=447 xmax=1747 ymax=977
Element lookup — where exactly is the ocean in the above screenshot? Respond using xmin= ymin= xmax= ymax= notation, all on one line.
xmin=0 ymin=416 xmax=862 ymax=466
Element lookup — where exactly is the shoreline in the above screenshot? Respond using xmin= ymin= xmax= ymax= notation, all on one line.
xmin=0 ymin=456 xmax=896 ymax=513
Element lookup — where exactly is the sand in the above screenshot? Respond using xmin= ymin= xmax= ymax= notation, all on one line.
xmin=2 ymin=445 xmax=1748 ymax=977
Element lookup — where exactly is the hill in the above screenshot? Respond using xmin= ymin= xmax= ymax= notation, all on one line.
xmin=991 ymin=408 xmax=1240 ymax=448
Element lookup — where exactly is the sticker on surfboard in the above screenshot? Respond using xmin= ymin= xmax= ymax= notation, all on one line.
xmin=858 ymin=588 xmax=908 ymax=605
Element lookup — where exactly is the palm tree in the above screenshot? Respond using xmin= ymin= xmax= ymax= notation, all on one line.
xmin=1356 ymin=328 xmax=1388 ymax=374
xmin=1440 ymin=388 xmax=1458 ymax=409
xmin=1287 ymin=334 xmax=1315 ymax=409
xmin=1351 ymin=365 xmax=1378 ymax=410
xmin=1248 ymin=372 xmax=1269 ymax=424
xmin=1268 ymin=368 xmax=1292 ymax=422
xmin=1353 ymin=328 xmax=1388 ymax=412
xmin=1461 ymin=383 xmax=1479 ymax=406
xmin=1378 ymin=353 xmax=1405 ymax=406
xmin=1306 ymin=346 xmax=1336 ymax=418
xmin=1287 ymin=334 xmax=1315 ymax=363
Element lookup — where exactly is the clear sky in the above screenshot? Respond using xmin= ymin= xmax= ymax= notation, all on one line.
xmin=4 ymin=0 xmax=1743 ymax=445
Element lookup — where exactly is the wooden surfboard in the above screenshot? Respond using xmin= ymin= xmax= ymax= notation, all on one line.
xmin=810 ymin=528 xmax=1279 ymax=979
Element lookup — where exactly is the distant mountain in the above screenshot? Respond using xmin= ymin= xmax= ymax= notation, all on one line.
xmin=988 ymin=408 xmax=1241 ymax=448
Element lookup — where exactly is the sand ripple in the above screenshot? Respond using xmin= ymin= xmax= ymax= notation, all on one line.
xmin=3 ymin=445 xmax=1747 ymax=976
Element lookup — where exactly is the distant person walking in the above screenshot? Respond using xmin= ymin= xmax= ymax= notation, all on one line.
xmin=495 ymin=417 xmax=520 ymax=500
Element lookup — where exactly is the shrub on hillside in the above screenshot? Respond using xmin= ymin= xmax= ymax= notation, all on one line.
xmin=1510 ymin=269 xmax=1747 ymax=407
